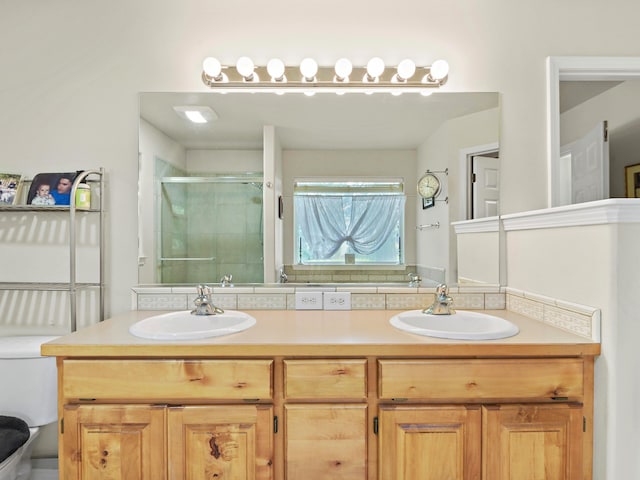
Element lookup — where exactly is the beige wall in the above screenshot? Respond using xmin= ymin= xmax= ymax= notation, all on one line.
xmin=3 ymin=0 xmax=638 ymax=316
xmin=456 ymin=231 xmax=500 ymax=284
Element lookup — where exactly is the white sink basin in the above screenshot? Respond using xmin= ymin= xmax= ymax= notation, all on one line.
xmin=129 ymin=310 xmax=256 ymax=340
xmin=390 ymin=310 xmax=519 ymax=340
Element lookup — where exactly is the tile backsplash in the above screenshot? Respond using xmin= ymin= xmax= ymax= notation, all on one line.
xmin=132 ymin=284 xmax=599 ymax=341
xmin=506 ymin=288 xmax=600 ymax=341
xmin=132 ymin=284 xmax=504 ymax=312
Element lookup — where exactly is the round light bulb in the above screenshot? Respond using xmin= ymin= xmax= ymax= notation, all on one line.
xmin=366 ymin=57 xmax=385 ymax=79
xmin=202 ymin=57 xmax=222 ymax=78
xmin=334 ymin=58 xmax=353 ymax=80
xmin=236 ymin=56 xmax=255 ymax=79
xmin=267 ymin=58 xmax=286 ymax=81
xmin=429 ymin=59 xmax=449 ymax=80
xmin=396 ymin=59 xmax=416 ymax=81
xmin=300 ymin=58 xmax=318 ymax=80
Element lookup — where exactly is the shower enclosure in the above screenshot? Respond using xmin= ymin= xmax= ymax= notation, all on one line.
xmin=158 ymin=174 xmax=264 ymax=284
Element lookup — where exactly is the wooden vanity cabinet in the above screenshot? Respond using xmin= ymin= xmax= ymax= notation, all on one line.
xmin=57 ymin=355 xmax=595 ymax=480
xmin=60 ymin=359 xmax=275 ymax=480
xmin=282 ymin=359 xmax=369 ymax=480
xmin=167 ymin=404 xmax=274 ymax=480
xmin=63 ymin=404 xmax=166 ymax=480
xmin=377 ymin=358 xmax=591 ymax=480
xmin=482 ymin=402 xmax=584 ymax=479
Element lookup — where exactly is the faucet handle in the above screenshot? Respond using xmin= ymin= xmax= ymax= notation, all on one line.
xmin=196 ymin=284 xmax=211 ymax=296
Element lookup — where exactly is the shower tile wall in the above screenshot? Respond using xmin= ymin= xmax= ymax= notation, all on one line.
xmin=186 ymin=182 xmax=263 ymax=284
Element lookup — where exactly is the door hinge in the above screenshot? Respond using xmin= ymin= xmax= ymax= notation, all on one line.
xmin=60 ymin=418 xmax=64 ymax=434
xmin=583 ymin=416 xmax=587 ymax=433
xmin=603 ymin=120 xmax=608 ymax=142
xmin=471 ymin=173 xmax=477 ymax=183
xmin=273 ymin=416 xmax=278 ymax=434
xmin=373 ymin=416 xmax=379 ymax=435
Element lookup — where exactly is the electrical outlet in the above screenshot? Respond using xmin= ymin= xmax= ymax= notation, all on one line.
xmin=323 ymin=292 xmax=351 ymax=310
xmin=295 ymin=291 xmax=323 ymax=310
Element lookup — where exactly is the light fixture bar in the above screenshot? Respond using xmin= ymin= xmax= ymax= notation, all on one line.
xmin=201 ymin=59 xmax=448 ymax=92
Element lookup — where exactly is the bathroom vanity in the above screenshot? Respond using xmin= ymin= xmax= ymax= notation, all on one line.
xmin=42 ymin=309 xmax=600 ymax=480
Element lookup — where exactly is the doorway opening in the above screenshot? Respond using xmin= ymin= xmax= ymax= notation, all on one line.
xmin=469 ymin=150 xmax=500 ymax=219
xmin=458 ymin=142 xmax=500 ymax=220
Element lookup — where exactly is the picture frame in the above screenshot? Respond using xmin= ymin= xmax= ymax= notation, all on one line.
xmin=27 ymin=172 xmax=79 ymax=206
xmin=422 ymin=196 xmax=435 ymax=209
xmin=625 ymin=163 xmax=640 ymax=198
xmin=0 ymin=173 xmax=22 ymax=205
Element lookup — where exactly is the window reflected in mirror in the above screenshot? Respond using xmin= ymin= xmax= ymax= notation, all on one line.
xmin=293 ymin=180 xmax=405 ymax=266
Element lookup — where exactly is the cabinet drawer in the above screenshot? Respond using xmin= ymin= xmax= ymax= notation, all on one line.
xmin=284 ymin=359 xmax=367 ymax=399
xmin=378 ymin=358 xmax=584 ymax=401
xmin=63 ymin=359 xmax=273 ymax=401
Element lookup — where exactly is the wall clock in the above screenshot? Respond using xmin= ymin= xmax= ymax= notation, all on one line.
xmin=417 ymin=172 xmax=441 ymax=199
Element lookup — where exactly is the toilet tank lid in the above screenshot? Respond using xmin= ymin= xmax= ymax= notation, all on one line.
xmin=0 ymin=336 xmax=60 ymax=358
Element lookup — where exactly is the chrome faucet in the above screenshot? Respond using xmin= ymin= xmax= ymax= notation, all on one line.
xmin=422 ymin=283 xmax=455 ymax=315
xmin=220 ymin=274 xmax=233 ymax=287
xmin=407 ymin=272 xmax=422 ymax=287
xmin=191 ymin=284 xmax=224 ymax=316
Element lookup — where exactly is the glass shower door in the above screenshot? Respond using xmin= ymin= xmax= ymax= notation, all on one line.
xmin=158 ymin=176 xmax=264 ymax=284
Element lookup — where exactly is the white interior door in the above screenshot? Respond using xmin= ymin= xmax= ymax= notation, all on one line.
xmin=557 ymin=120 xmax=609 ymax=205
xmin=472 ymin=155 xmax=500 ymax=218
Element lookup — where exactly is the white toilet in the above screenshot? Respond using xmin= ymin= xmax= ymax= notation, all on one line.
xmin=0 ymin=336 xmax=59 ymax=480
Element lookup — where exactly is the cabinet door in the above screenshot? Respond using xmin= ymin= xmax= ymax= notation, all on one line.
xmin=63 ymin=404 xmax=166 ymax=480
xmin=378 ymin=405 xmax=481 ymax=480
xmin=284 ymin=404 xmax=368 ymax=480
xmin=482 ymin=404 xmax=583 ymax=480
xmin=168 ymin=405 xmax=273 ymax=480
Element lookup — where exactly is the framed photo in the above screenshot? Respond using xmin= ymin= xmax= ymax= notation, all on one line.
xmin=27 ymin=172 xmax=78 ymax=206
xmin=422 ymin=196 xmax=435 ymax=209
xmin=625 ymin=163 xmax=640 ymax=198
xmin=0 ymin=173 xmax=22 ymax=205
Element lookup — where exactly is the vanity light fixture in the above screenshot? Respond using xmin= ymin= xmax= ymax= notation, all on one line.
xmin=236 ymin=56 xmax=259 ymax=82
xmin=423 ymin=59 xmax=450 ymax=83
xmin=394 ymin=59 xmax=417 ymax=83
xmin=267 ymin=58 xmax=287 ymax=82
xmin=202 ymin=57 xmax=228 ymax=83
xmin=201 ymin=56 xmax=449 ymax=94
xmin=364 ymin=57 xmax=385 ymax=83
xmin=300 ymin=58 xmax=319 ymax=82
xmin=334 ymin=58 xmax=353 ymax=82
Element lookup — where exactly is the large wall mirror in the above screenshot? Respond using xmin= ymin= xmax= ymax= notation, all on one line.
xmin=138 ymin=90 xmax=500 ymax=286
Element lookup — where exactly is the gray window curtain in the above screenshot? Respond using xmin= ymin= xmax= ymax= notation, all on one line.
xmin=295 ymin=195 xmax=405 ymax=259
